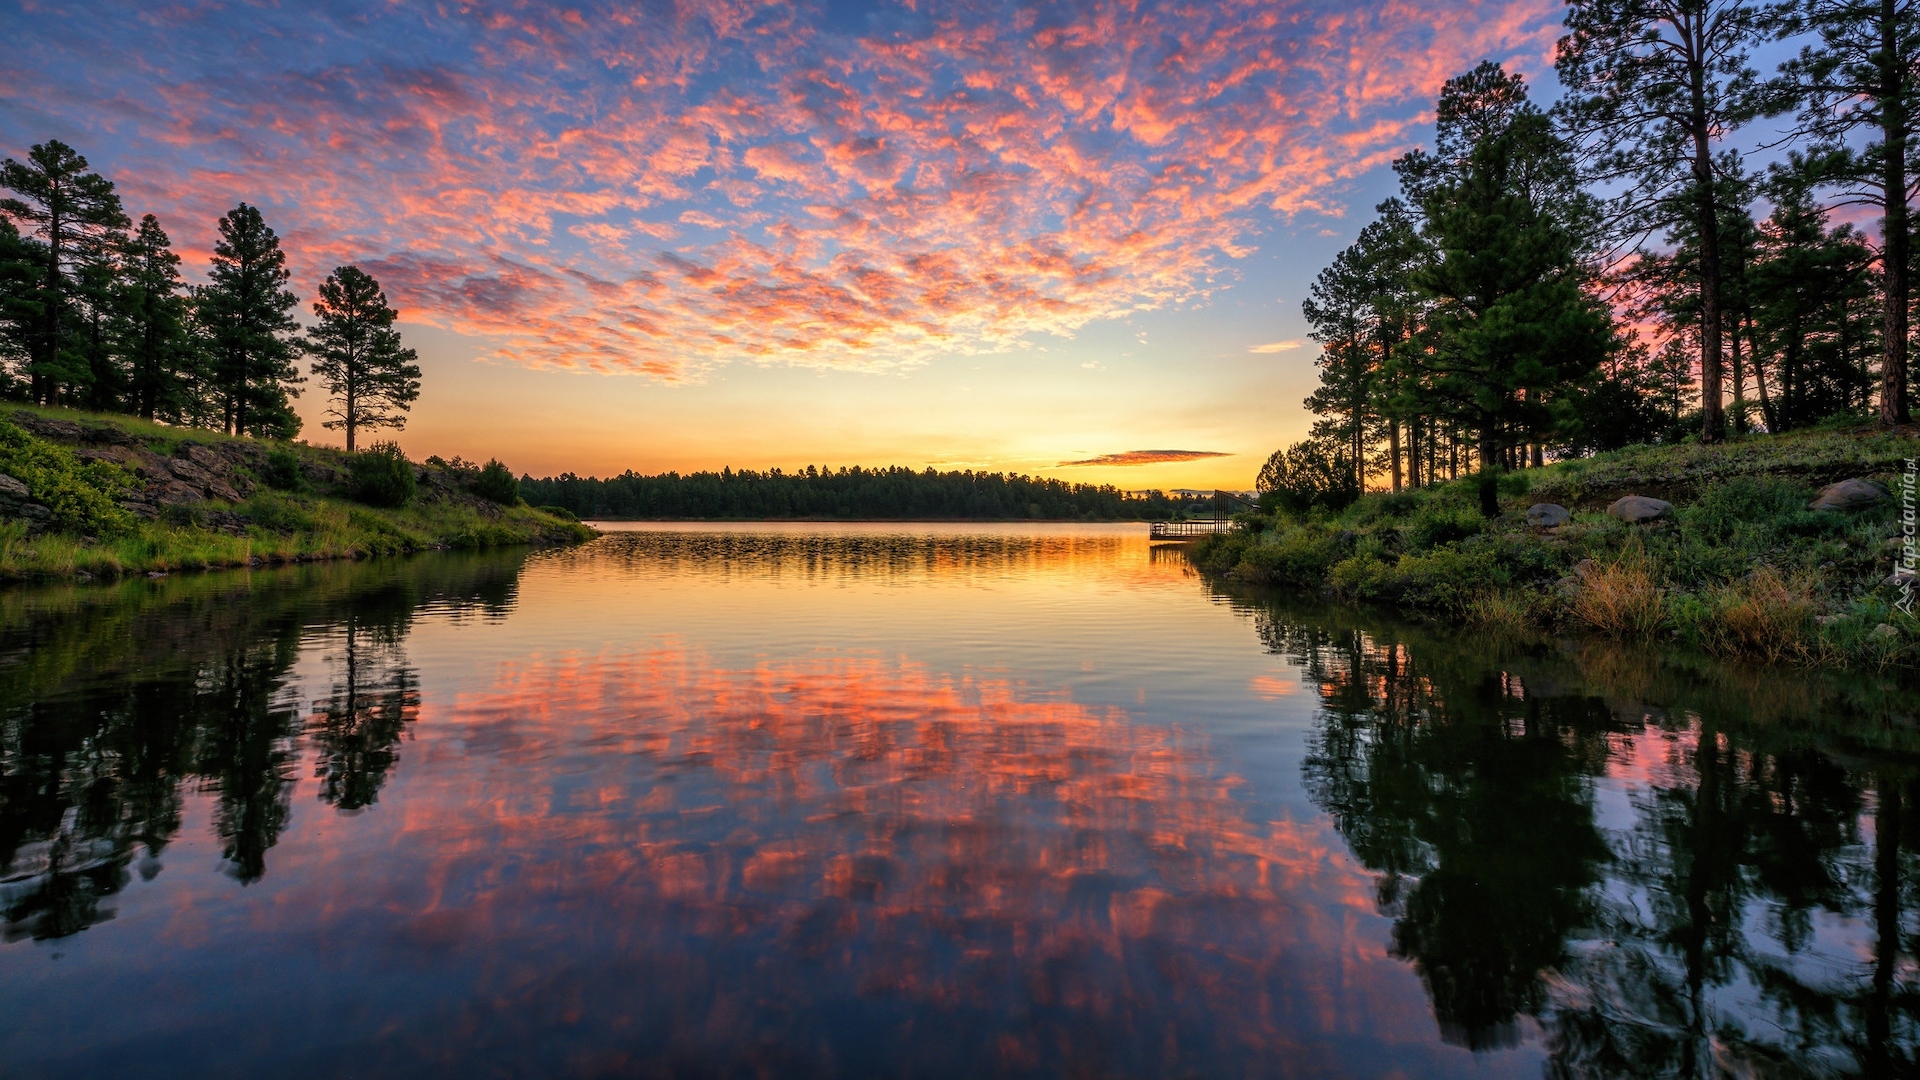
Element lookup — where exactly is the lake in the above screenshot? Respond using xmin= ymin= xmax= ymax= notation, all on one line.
xmin=0 ymin=522 xmax=1913 ymax=1077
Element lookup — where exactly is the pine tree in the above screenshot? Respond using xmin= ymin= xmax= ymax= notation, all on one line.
xmin=197 ymin=203 xmax=302 ymax=438
xmin=0 ymin=140 xmax=129 ymax=404
xmin=1412 ymin=73 xmax=1613 ymax=513
xmin=305 ymin=266 xmax=421 ymax=452
xmin=1556 ymin=0 xmax=1764 ymax=442
xmin=1762 ymin=0 xmax=1919 ymax=424
xmin=120 ymin=214 xmax=196 ymax=421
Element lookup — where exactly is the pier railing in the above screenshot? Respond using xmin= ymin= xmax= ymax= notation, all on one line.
xmin=1149 ymin=519 xmax=1236 ymax=539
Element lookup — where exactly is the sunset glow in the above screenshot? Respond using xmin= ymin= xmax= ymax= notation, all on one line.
xmin=1 ymin=0 xmax=1565 ymax=484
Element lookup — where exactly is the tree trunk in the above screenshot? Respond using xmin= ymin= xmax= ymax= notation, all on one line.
xmin=1881 ymin=0 xmax=1911 ymax=425
xmin=1689 ymin=44 xmax=1726 ymax=442
xmin=1388 ymin=422 xmax=1402 ymax=492
xmin=1747 ymin=312 xmax=1776 ymax=433
xmin=1729 ymin=310 xmax=1748 ymax=434
xmin=1477 ymin=424 xmax=1499 ymax=518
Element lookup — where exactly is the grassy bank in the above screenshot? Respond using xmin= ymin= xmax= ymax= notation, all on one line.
xmin=0 ymin=405 xmax=594 ymax=582
xmin=1190 ymin=428 xmax=1918 ymax=670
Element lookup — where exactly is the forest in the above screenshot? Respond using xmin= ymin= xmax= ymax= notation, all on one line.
xmin=1270 ymin=0 xmax=1916 ymax=515
xmin=0 ymin=143 xmax=420 ymax=451
xmin=519 ymin=465 xmax=1194 ymax=521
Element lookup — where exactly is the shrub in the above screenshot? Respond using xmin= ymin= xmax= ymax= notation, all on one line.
xmin=349 ymin=442 xmax=417 ymax=508
xmin=262 ymin=447 xmax=308 ymax=492
xmin=536 ymin=504 xmax=579 ymax=522
xmin=472 ymin=458 xmax=520 ymax=505
xmin=0 ymin=419 xmax=134 ymax=534
xmin=243 ymin=490 xmax=317 ymax=534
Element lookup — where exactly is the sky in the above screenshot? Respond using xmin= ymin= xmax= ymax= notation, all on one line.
xmin=0 ymin=0 xmax=1571 ymax=488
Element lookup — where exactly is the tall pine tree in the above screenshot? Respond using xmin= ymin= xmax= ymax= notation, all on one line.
xmin=120 ymin=214 xmax=196 ymax=421
xmin=0 ymin=140 xmax=129 ymax=405
xmin=1763 ymin=0 xmax=1919 ymax=424
xmin=197 ymin=203 xmax=302 ymax=438
xmin=305 ymin=266 xmax=421 ymax=452
xmin=1556 ymin=0 xmax=1764 ymax=442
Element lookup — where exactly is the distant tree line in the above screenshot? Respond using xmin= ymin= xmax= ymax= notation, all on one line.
xmin=521 ymin=465 xmax=1198 ymax=520
xmin=1270 ymin=0 xmax=1916 ymax=515
xmin=0 ymin=140 xmax=421 ymax=448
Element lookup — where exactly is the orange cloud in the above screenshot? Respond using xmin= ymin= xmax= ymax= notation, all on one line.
xmin=1058 ymin=449 xmax=1230 ymax=466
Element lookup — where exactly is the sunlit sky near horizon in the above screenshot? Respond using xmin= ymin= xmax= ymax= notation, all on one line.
xmin=0 ymin=0 xmax=1570 ymax=487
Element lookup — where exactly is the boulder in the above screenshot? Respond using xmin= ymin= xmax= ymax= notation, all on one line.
xmin=183 ymin=443 xmax=226 ymax=470
xmin=1526 ymin=503 xmax=1570 ymax=527
xmin=167 ymin=458 xmax=216 ymax=487
xmin=1871 ymin=623 xmax=1902 ymax=642
xmin=1809 ymin=478 xmax=1890 ymax=512
xmin=0 ymin=473 xmax=28 ymax=501
xmin=12 ymin=411 xmax=82 ymax=440
xmin=205 ymin=478 xmax=242 ymax=503
xmin=1607 ymin=495 xmax=1672 ymax=524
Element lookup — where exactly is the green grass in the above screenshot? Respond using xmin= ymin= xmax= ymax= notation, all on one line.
xmin=1194 ymin=427 xmax=1919 ymax=671
xmin=0 ymin=405 xmax=595 ymax=582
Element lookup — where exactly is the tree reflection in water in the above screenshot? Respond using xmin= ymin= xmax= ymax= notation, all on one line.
xmin=0 ymin=554 xmax=514 ymax=938
xmin=1251 ymin=597 xmax=1920 ymax=1076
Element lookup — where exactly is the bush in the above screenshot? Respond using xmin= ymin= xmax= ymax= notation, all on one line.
xmin=348 ymin=442 xmax=417 ymax=508
xmin=537 ymin=504 xmax=579 ymax=522
xmin=472 ymin=458 xmax=520 ymax=505
xmin=262 ymin=447 xmax=308 ymax=492
xmin=243 ymin=490 xmax=317 ymax=534
xmin=0 ymin=419 xmax=133 ymax=534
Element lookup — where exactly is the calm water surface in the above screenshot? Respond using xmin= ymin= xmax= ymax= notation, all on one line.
xmin=0 ymin=523 xmax=1914 ymax=1077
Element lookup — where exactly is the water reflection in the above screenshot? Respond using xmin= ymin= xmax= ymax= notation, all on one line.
xmin=0 ymin=534 xmax=1911 ymax=1077
xmin=0 ymin=555 xmax=517 ymax=938
xmin=1240 ymin=593 xmax=1920 ymax=1076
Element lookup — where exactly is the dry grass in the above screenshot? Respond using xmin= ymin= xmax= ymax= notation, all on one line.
xmin=1700 ymin=567 xmax=1818 ymax=662
xmin=1573 ymin=547 xmax=1667 ymax=638
xmin=1466 ymin=589 xmax=1542 ymax=639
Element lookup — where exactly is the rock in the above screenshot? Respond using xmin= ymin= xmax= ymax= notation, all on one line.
xmin=0 ymin=473 xmax=28 ymax=501
xmin=1526 ymin=503 xmax=1570 ymax=527
xmin=117 ymin=498 xmax=159 ymax=521
xmin=147 ymin=570 xmax=168 ymax=579
xmin=167 ymin=457 xmax=216 ymax=486
xmin=18 ymin=503 xmax=51 ymax=521
xmin=1809 ymin=478 xmax=1890 ymax=511
xmin=1816 ymin=614 xmax=1843 ymax=627
xmin=1871 ymin=623 xmax=1901 ymax=642
xmin=1607 ymin=495 xmax=1672 ymax=523
xmin=75 ymin=571 xmax=92 ymax=582
xmin=12 ymin=412 xmax=82 ymax=440
xmin=156 ymin=482 xmax=204 ymax=507
xmin=78 ymin=423 xmax=135 ymax=446
xmin=205 ymin=479 xmax=241 ymax=503
xmin=1887 ymin=572 xmax=1915 ymax=589
xmin=1574 ymin=559 xmax=1598 ymax=579
xmin=184 ymin=444 xmax=225 ymax=469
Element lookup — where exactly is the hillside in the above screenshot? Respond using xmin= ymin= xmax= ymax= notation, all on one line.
xmin=1191 ymin=428 xmax=1919 ymax=670
xmin=0 ymin=405 xmax=593 ymax=582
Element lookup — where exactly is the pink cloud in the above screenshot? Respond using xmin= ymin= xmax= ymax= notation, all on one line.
xmin=3 ymin=0 xmax=1564 ymax=379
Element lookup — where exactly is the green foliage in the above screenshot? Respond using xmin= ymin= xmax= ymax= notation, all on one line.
xmin=262 ymin=446 xmax=307 ymax=492
xmin=1256 ymin=436 xmax=1360 ymax=513
xmin=348 ymin=441 xmax=416 ymax=508
xmin=472 ymin=458 xmax=519 ymax=505
xmin=536 ymin=504 xmax=578 ymax=522
xmin=0 ymin=417 xmax=132 ymax=533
